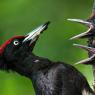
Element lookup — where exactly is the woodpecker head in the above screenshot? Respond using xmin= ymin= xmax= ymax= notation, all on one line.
xmin=68 ymin=1 xmax=95 ymax=40
xmin=0 ymin=22 xmax=50 ymax=69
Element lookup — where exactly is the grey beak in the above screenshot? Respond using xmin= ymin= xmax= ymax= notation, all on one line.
xmin=67 ymin=19 xmax=92 ymax=27
xmin=74 ymin=54 xmax=95 ymax=65
xmin=23 ymin=21 xmax=50 ymax=44
xmin=73 ymin=44 xmax=95 ymax=65
xmin=67 ymin=19 xmax=94 ymax=40
xmin=73 ymin=44 xmax=95 ymax=53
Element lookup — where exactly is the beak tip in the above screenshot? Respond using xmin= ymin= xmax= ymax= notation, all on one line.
xmin=73 ymin=43 xmax=80 ymax=46
xmin=42 ymin=21 xmax=51 ymax=31
xmin=69 ymin=37 xmax=74 ymax=40
xmin=45 ymin=21 xmax=50 ymax=25
xmin=74 ymin=62 xmax=81 ymax=66
xmin=67 ymin=18 xmax=73 ymax=21
xmin=67 ymin=18 xmax=79 ymax=22
xmin=44 ymin=21 xmax=50 ymax=27
xmin=69 ymin=36 xmax=78 ymax=40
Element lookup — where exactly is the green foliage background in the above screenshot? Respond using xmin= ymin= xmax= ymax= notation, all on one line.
xmin=0 ymin=0 xmax=94 ymax=95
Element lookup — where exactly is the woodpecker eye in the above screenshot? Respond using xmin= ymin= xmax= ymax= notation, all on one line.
xmin=13 ymin=40 xmax=19 ymax=46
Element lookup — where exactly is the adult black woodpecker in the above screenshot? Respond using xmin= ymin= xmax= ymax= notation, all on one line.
xmin=0 ymin=22 xmax=94 ymax=95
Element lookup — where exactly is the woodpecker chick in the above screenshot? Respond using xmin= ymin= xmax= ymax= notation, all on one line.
xmin=68 ymin=1 xmax=95 ymax=40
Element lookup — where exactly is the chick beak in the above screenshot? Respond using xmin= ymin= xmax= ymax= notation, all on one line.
xmin=73 ymin=44 xmax=95 ymax=65
xmin=67 ymin=19 xmax=94 ymax=40
xmin=23 ymin=21 xmax=50 ymax=45
xmin=74 ymin=54 xmax=95 ymax=65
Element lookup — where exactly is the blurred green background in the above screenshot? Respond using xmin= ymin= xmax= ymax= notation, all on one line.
xmin=0 ymin=0 xmax=94 ymax=95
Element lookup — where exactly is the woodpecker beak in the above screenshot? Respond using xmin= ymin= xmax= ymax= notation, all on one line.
xmin=67 ymin=19 xmax=94 ymax=40
xmin=23 ymin=21 xmax=50 ymax=45
xmin=73 ymin=44 xmax=95 ymax=65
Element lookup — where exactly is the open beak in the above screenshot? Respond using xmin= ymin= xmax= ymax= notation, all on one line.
xmin=67 ymin=19 xmax=94 ymax=40
xmin=23 ymin=21 xmax=50 ymax=45
xmin=74 ymin=54 xmax=95 ymax=65
xmin=73 ymin=44 xmax=95 ymax=65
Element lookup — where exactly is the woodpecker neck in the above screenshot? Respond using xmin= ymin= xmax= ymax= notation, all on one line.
xmin=7 ymin=53 xmax=53 ymax=95
xmin=9 ymin=53 xmax=52 ymax=78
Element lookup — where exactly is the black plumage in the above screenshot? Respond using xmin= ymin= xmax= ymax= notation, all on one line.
xmin=0 ymin=51 xmax=94 ymax=95
xmin=0 ymin=22 xmax=94 ymax=95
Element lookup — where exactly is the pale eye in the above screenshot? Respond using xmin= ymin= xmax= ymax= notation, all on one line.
xmin=13 ymin=40 xmax=19 ymax=46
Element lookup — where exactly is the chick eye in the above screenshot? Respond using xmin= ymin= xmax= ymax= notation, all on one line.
xmin=13 ymin=40 xmax=19 ymax=46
